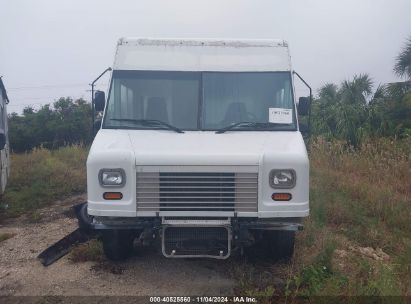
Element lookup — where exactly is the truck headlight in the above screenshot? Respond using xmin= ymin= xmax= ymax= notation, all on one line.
xmin=99 ymin=169 xmax=126 ymax=187
xmin=269 ymin=169 xmax=296 ymax=189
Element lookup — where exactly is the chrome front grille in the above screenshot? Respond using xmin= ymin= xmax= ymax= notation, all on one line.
xmin=136 ymin=171 xmax=258 ymax=212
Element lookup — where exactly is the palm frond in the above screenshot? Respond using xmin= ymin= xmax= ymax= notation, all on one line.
xmin=318 ymin=83 xmax=338 ymax=102
xmin=386 ymin=81 xmax=411 ymax=100
xmin=394 ymin=35 xmax=411 ymax=79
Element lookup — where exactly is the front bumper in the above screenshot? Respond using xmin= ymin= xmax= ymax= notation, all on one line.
xmin=90 ymin=216 xmax=304 ymax=231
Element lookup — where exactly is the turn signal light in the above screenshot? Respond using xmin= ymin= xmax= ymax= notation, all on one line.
xmin=272 ymin=193 xmax=292 ymax=201
xmin=103 ymin=192 xmax=123 ymax=200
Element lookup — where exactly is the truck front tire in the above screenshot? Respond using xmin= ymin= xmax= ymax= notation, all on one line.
xmin=265 ymin=230 xmax=295 ymax=261
xmin=245 ymin=230 xmax=295 ymax=262
xmin=101 ymin=230 xmax=135 ymax=261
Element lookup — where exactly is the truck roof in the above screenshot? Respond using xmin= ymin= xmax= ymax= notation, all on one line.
xmin=113 ymin=38 xmax=291 ymax=72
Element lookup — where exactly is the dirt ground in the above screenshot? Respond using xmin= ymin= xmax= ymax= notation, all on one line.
xmin=0 ymin=195 xmax=238 ymax=296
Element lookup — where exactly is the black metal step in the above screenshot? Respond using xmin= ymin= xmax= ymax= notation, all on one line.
xmin=162 ymin=226 xmax=231 ymax=259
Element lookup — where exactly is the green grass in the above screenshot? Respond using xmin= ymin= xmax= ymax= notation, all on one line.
xmin=0 ymin=145 xmax=88 ymax=220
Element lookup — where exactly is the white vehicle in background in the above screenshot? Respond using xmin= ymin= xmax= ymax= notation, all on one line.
xmin=87 ymin=38 xmax=312 ymax=261
xmin=0 ymin=77 xmax=10 ymax=194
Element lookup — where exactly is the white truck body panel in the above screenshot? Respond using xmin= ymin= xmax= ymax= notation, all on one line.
xmin=0 ymin=78 xmax=10 ymax=194
xmin=114 ymin=38 xmax=291 ymax=72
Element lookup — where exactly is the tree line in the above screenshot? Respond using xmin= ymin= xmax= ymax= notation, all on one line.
xmin=310 ymin=36 xmax=411 ymax=147
xmin=8 ymin=36 xmax=411 ymax=152
xmin=9 ymin=97 xmax=92 ymax=152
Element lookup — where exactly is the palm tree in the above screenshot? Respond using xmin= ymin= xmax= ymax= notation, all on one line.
xmin=394 ymin=35 xmax=411 ymax=79
xmin=313 ymin=75 xmax=373 ymax=146
xmin=318 ymin=83 xmax=338 ymax=102
xmin=386 ymin=81 xmax=411 ymax=101
xmin=340 ymin=74 xmax=373 ymax=105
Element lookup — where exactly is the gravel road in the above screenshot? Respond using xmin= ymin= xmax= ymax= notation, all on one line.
xmin=0 ymin=195 xmax=237 ymax=296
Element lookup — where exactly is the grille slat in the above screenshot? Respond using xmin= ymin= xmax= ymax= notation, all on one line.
xmin=137 ymin=186 xmax=256 ymax=189
xmin=137 ymin=197 xmax=257 ymax=200
xmin=140 ymin=173 xmax=256 ymax=178
xmin=136 ymin=181 xmax=257 ymax=184
xmin=138 ymin=192 xmax=256 ymax=195
xmin=136 ymin=170 xmax=258 ymax=212
xmin=137 ymin=201 xmax=256 ymax=204
xmin=139 ymin=206 xmax=254 ymax=209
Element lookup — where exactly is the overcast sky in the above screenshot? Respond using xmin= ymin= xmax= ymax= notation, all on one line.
xmin=1 ymin=0 xmax=410 ymax=114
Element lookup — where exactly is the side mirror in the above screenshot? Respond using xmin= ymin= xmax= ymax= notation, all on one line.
xmin=94 ymin=91 xmax=106 ymax=112
xmin=0 ymin=133 xmax=6 ymax=150
xmin=298 ymin=97 xmax=310 ymax=116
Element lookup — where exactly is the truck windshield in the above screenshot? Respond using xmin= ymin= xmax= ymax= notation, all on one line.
xmin=103 ymin=71 xmax=296 ymax=131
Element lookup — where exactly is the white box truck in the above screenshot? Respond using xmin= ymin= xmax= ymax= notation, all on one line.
xmin=87 ymin=38 xmax=311 ymax=261
xmin=0 ymin=77 xmax=10 ymax=194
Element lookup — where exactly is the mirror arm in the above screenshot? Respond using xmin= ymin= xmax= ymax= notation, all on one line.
xmin=0 ymin=133 xmax=6 ymax=150
xmin=293 ymin=71 xmax=312 ymax=144
xmin=90 ymin=67 xmax=112 ymax=137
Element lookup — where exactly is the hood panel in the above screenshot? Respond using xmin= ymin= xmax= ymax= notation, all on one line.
xmin=93 ymin=129 xmax=307 ymax=166
xmin=87 ymin=129 xmax=309 ymax=218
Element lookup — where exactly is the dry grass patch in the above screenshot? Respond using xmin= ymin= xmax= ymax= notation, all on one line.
xmin=228 ymin=138 xmax=410 ymax=297
xmin=0 ymin=232 xmax=15 ymax=243
xmin=310 ymin=138 xmax=410 ymax=250
xmin=69 ymin=239 xmax=104 ymax=263
xmin=69 ymin=239 xmax=125 ymax=275
xmin=248 ymin=137 xmax=411 ymax=297
xmin=0 ymin=145 xmax=88 ymax=220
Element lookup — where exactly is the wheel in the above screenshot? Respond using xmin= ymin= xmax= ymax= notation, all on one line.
xmin=264 ymin=230 xmax=295 ymax=261
xmin=101 ymin=230 xmax=135 ymax=261
xmin=78 ymin=203 xmax=93 ymax=228
xmin=245 ymin=230 xmax=295 ymax=263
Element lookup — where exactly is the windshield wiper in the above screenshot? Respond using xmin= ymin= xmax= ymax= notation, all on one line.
xmin=110 ymin=119 xmax=184 ymax=133
xmin=215 ymin=122 xmax=280 ymax=134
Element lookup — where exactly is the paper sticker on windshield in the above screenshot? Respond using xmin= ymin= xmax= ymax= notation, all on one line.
xmin=269 ymin=108 xmax=292 ymax=124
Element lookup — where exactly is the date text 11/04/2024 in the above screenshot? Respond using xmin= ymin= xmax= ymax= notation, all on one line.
xmin=149 ymin=296 xmax=258 ymax=303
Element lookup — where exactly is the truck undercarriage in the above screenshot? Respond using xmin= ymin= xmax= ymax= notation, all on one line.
xmin=37 ymin=203 xmax=303 ymax=266
xmin=92 ymin=214 xmax=303 ymax=260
